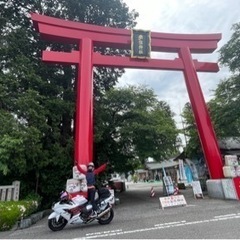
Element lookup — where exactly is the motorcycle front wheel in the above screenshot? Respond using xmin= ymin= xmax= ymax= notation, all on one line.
xmin=98 ymin=208 xmax=114 ymax=225
xmin=48 ymin=216 xmax=68 ymax=231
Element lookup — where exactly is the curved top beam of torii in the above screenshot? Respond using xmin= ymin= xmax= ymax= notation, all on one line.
xmin=31 ymin=13 xmax=220 ymax=53
xmin=31 ymin=13 xmax=221 ymax=72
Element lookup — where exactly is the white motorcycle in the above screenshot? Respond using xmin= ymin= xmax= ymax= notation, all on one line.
xmin=48 ymin=188 xmax=114 ymax=231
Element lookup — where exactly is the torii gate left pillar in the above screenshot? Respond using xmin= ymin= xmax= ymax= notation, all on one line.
xmin=75 ymin=38 xmax=94 ymax=165
xmin=31 ymin=13 xmax=224 ymax=181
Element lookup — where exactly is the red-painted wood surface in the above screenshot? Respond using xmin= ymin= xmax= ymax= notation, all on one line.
xmin=31 ymin=13 xmax=223 ymax=179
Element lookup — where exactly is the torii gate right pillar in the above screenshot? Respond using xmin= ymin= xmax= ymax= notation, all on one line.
xmin=179 ymin=47 xmax=223 ymax=179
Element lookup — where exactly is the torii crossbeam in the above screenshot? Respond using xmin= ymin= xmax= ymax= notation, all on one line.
xmin=31 ymin=13 xmax=223 ymax=179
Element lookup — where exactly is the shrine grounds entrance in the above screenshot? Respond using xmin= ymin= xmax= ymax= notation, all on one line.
xmin=32 ymin=13 xmax=223 ymax=180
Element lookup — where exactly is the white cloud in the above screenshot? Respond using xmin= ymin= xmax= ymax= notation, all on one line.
xmin=118 ymin=0 xmax=240 ymax=145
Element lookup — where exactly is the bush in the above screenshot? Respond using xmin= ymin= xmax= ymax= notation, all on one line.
xmin=0 ymin=200 xmax=39 ymax=231
xmin=0 ymin=202 xmax=21 ymax=231
xmin=24 ymin=192 xmax=42 ymax=212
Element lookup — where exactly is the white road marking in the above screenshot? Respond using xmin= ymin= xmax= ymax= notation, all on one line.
xmin=86 ymin=229 xmax=122 ymax=236
xmin=155 ymin=220 xmax=186 ymax=227
xmin=214 ymin=213 xmax=237 ymax=218
xmin=77 ymin=213 xmax=240 ymax=239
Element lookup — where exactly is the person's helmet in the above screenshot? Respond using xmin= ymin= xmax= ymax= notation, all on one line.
xmin=87 ymin=162 xmax=94 ymax=168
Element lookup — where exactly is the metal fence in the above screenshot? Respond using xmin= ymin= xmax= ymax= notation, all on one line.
xmin=0 ymin=181 xmax=20 ymax=201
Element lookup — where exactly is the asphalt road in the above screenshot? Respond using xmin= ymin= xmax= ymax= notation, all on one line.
xmin=1 ymin=182 xmax=240 ymax=239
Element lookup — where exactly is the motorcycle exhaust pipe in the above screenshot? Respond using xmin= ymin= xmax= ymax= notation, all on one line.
xmin=97 ymin=207 xmax=110 ymax=218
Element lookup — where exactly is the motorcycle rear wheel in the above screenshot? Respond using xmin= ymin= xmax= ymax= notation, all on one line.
xmin=48 ymin=216 xmax=68 ymax=231
xmin=98 ymin=208 xmax=114 ymax=225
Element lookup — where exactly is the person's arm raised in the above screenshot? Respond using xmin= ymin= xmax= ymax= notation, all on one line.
xmin=94 ymin=163 xmax=107 ymax=175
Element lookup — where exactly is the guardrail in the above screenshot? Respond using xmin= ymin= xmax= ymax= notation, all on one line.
xmin=0 ymin=181 xmax=20 ymax=201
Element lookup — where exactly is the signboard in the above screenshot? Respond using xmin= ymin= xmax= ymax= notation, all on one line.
xmin=66 ymin=179 xmax=81 ymax=193
xmin=192 ymin=180 xmax=203 ymax=199
xmin=178 ymin=159 xmax=187 ymax=182
xmin=131 ymin=29 xmax=151 ymax=58
xmin=159 ymin=195 xmax=187 ymax=210
xmin=163 ymin=176 xmax=175 ymax=195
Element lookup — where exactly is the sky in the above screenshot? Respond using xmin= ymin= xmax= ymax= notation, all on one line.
xmin=117 ymin=0 xmax=240 ymax=146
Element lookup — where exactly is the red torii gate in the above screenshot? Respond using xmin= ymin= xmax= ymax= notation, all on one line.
xmin=31 ymin=13 xmax=223 ymax=179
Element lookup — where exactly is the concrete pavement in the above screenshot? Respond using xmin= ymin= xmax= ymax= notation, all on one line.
xmin=1 ymin=181 xmax=240 ymax=239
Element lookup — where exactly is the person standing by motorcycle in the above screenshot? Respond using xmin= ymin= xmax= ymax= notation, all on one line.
xmin=77 ymin=162 xmax=107 ymax=217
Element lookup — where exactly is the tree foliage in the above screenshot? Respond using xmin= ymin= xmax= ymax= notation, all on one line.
xmin=209 ymin=75 xmax=240 ymax=138
xmin=219 ymin=23 xmax=240 ymax=74
xmin=95 ymin=85 xmax=179 ymax=173
xmin=0 ymin=0 xmax=138 ymax=206
xmin=181 ymin=103 xmax=202 ymax=159
xmin=210 ymin=22 xmax=240 ymax=137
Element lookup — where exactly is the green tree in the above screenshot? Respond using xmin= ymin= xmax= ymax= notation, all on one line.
xmin=209 ymin=22 xmax=240 ymax=138
xmin=0 ymin=0 xmax=138 ymax=206
xmin=95 ymin=85 xmax=179 ymax=173
xmin=209 ymin=75 xmax=240 ymax=138
xmin=219 ymin=23 xmax=240 ymax=73
xmin=181 ymin=102 xmax=202 ymax=159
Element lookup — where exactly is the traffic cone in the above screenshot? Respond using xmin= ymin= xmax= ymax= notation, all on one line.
xmin=173 ymin=186 xmax=179 ymax=195
xmin=150 ymin=187 xmax=155 ymax=197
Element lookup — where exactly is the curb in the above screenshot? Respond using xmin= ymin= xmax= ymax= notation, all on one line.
xmin=17 ymin=209 xmax=52 ymax=230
